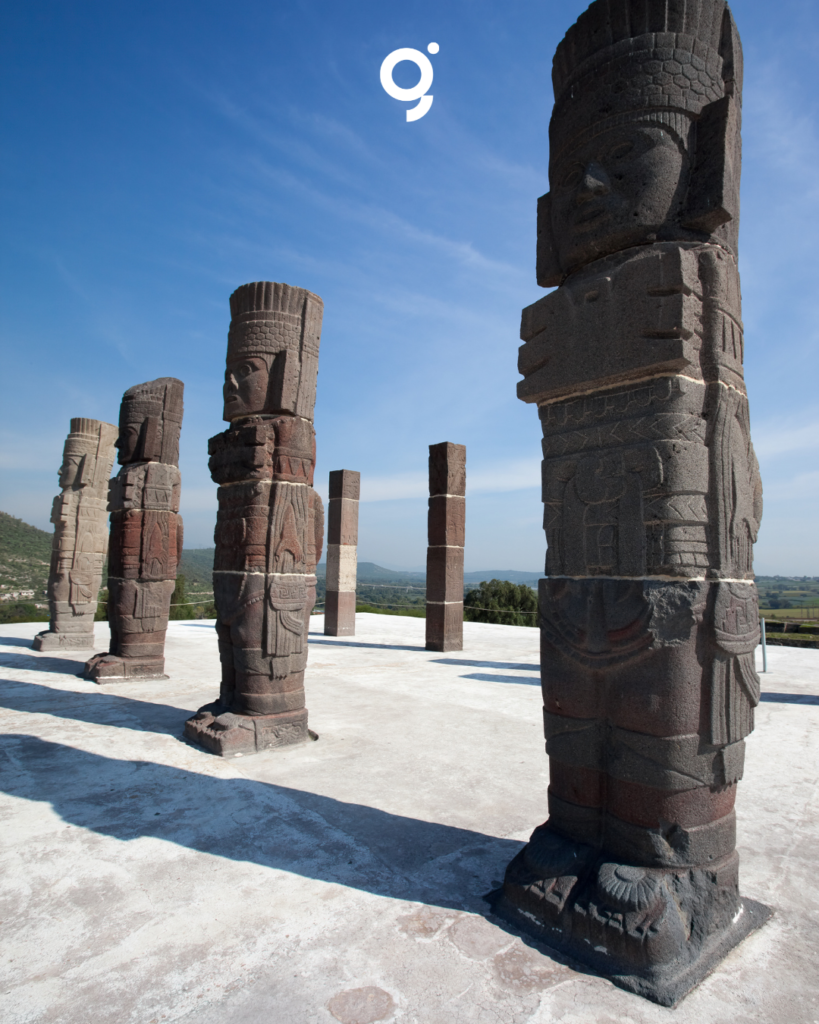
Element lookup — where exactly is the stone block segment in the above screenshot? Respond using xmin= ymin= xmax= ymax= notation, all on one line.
xmin=33 ymin=419 xmax=118 ymax=652
xmin=490 ymin=0 xmax=769 ymax=1006
xmin=325 ymin=469 xmax=360 ymax=636
xmin=185 ymin=282 xmax=324 ymax=755
xmin=83 ymin=379 xmax=184 ymax=682
xmin=425 ymin=442 xmax=465 ymax=652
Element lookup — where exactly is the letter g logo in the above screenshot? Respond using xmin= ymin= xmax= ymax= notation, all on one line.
xmin=380 ymin=43 xmax=439 ymax=122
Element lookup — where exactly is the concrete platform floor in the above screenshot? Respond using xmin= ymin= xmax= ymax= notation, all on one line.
xmin=0 ymin=614 xmax=817 ymax=1024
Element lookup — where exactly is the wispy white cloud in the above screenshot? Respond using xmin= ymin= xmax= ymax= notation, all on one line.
xmin=761 ymin=470 xmax=819 ymax=503
xmin=467 ymin=458 xmax=541 ymax=494
xmin=752 ymin=416 xmax=819 ymax=459
xmin=0 ymin=432 xmax=63 ymax=472
xmin=356 ymin=458 xmax=541 ymax=503
xmin=360 ymin=472 xmax=427 ymax=502
xmin=178 ymin=486 xmax=218 ymax=513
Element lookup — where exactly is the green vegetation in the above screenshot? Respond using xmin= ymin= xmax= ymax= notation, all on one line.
xmin=177 ymin=548 xmax=216 ymax=590
xmin=315 ymin=561 xmax=427 ymax=615
xmin=0 ymin=510 xmax=53 ymax=600
xmin=756 ymin=576 xmax=819 ymax=620
xmin=6 ymin=515 xmax=817 ymax=630
xmin=0 ymin=601 xmax=49 ymax=624
xmin=464 ymin=579 xmax=538 ymax=627
xmin=355 ymin=602 xmax=425 ymax=618
xmin=169 ymin=574 xmax=216 ymax=620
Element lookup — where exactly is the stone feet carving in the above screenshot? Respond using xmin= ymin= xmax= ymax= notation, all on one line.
xmin=490 ymin=822 xmax=770 ymax=1006
xmin=183 ymin=702 xmax=312 ymax=756
xmin=82 ymin=652 xmax=168 ymax=683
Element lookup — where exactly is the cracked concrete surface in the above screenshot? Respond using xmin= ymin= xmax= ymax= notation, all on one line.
xmin=0 ymin=615 xmax=817 ymax=1023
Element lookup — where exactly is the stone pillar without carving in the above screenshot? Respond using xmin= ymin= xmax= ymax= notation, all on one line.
xmin=184 ymin=281 xmax=324 ymax=757
xmin=489 ymin=0 xmax=769 ymax=1006
xmin=325 ymin=470 xmax=359 ymax=636
xmin=33 ymin=419 xmax=118 ymax=652
xmin=84 ymin=378 xmax=184 ymax=683
xmin=425 ymin=442 xmax=465 ymax=652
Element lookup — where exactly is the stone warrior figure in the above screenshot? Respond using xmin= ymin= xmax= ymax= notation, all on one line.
xmin=491 ymin=0 xmax=767 ymax=1004
xmin=185 ymin=282 xmax=324 ymax=756
xmin=33 ymin=419 xmax=118 ymax=651
xmin=84 ymin=378 xmax=184 ymax=682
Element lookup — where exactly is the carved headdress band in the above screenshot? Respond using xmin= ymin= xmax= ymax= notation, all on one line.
xmin=120 ymin=377 xmax=184 ymax=466
xmin=549 ymin=0 xmax=742 ymax=166
xmin=226 ymin=281 xmax=322 ymax=362
xmin=63 ymin=418 xmax=118 ymax=488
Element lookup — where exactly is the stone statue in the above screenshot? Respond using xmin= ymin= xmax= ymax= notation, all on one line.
xmin=490 ymin=0 xmax=768 ymax=1005
xmin=84 ymin=378 xmax=184 ymax=682
xmin=185 ymin=281 xmax=324 ymax=756
xmin=33 ymin=419 xmax=118 ymax=651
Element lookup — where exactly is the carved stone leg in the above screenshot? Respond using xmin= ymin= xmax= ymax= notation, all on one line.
xmin=490 ymin=579 xmax=770 ymax=1004
xmin=184 ymin=573 xmax=315 ymax=755
xmin=84 ymin=578 xmax=175 ymax=682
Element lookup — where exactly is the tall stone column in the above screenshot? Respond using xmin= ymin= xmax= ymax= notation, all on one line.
xmin=185 ymin=281 xmax=324 ymax=757
xmin=425 ymin=442 xmax=465 ymax=652
xmin=84 ymin=378 xmax=184 ymax=683
xmin=33 ymin=419 xmax=118 ymax=651
xmin=490 ymin=0 xmax=769 ymax=1005
xmin=325 ymin=470 xmax=360 ymax=636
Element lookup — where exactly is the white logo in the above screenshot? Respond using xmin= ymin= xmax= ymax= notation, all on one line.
xmin=380 ymin=43 xmax=439 ymax=122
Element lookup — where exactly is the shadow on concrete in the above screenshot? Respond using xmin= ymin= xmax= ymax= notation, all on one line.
xmin=432 ymin=658 xmax=540 ymax=673
xmin=0 ymin=678 xmax=195 ymax=734
xmin=760 ymin=692 xmax=819 ymax=705
xmin=0 ymin=733 xmax=524 ymax=915
xmin=308 ymin=637 xmax=426 ymax=654
xmin=0 ymin=652 xmax=93 ymax=676
xmin=460 ymin=672 xmax=541 ymax=687
xmin=0 ymin=636 xmax=45 ymax=649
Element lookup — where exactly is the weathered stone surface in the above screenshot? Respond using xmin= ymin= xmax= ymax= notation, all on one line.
xmin=33 ymin=419 xmax=118 ymax=651
xmin=426 ymin=546 xmax=464 ymax=604
xmin=325 ymin=590 xmax=356 ymax=635
xmin=185 ymin=282 xmax=324 ymax=755
xmin=325 ymin=470 xmax=359 ymax=637
xmin=83 ymin=379 xmax=184 ymax=682
xmin=492 ymin=0 xmax=768 ymax=1005
xmin=428 ymin=494 xmax=465 ymax=548
xmin=425 ymin=443 xmax=465 ymax=652
xmin=424 ymin=602 xmax=464 ymax=654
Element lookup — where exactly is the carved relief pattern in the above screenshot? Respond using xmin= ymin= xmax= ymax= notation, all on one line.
xmin=185 ymin=281 xmax=324 ymax=756
xmin=33 ymin=419 xmax=118 ymax=651
xmin=494 ymin=0 xmax=767 ymax=998
xmin=84 ymin=378 xmax=184 ymax=682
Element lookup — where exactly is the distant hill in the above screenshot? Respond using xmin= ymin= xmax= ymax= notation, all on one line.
xmin=317 ymin=561 xmax=425 ymax=584
xmin=177 ymin=548 xmax=216 ymax=590
xmin=0 ymin=511 xmax=53 ymax=598
xmin=316 ymin=561 xmax=542 ymax=587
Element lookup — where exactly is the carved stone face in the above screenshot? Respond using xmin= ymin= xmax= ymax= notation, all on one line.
xmin=223 ymin=356 xmax=270 ymax=421
xmin=116 ymin=415 xmax=143 ymax=465
xmin=550 ymin=124 xmax=689 ymax=272
xmin=58 ymin=455 xmax=84 ymax=489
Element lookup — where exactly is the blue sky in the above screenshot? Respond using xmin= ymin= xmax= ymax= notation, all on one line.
xmin=1 ymin=0 xmax=817 ymax=573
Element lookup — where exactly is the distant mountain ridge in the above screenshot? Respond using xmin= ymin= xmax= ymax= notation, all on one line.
xmin=315 ymin=560 xmax=542 ymax=586
xmin=0 ymin=518 xmax=546 ymax=602
xmin=177 ymin=551 xmax=544 ymax=587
